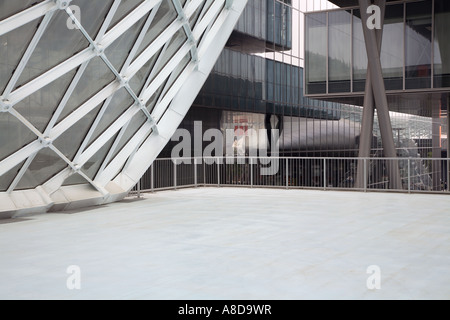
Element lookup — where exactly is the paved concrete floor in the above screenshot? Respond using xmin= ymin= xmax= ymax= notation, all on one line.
xmin=0 ymin=187 xmax=449 ymax=300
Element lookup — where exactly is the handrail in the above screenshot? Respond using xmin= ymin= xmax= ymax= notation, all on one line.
xmin=129 ymin=156 xmax=450 ymax=196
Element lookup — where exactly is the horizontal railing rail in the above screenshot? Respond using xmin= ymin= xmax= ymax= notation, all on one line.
xmin=129 ymin=156 xmax=450 ymax=196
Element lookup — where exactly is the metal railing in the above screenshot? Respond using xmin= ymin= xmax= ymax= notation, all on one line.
xmin=130 ymin=157 xmax=450 ymax=196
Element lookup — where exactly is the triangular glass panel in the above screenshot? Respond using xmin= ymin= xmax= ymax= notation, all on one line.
xmin=0 ymin=17 xmax=42 ymax=94
xmin=69 ymin=0 xmax=114 ymax=40
xmin=132 ymin=0 xmax=177 ymax=63
xmin=62 ymin=173 xmax=91 ymax=187
xmin=53 ymin=102 xmax=103 ymax=161
xmin=106 ymin=110 xmax=147 ymax=167
xmin=15 ymin=147 xmax=67 ymax=190
xmin=81 ymin=133 xmax=118 ymax=180
xmin=14 ymin=9 xmax=90 ymax=89
xmin=0 ymin=160 xmax=25 ymax=192
xmin=0 ymin=112 xmax=37 ymax=162
xmin=86 ymin=88 xmax=135 ymax=148
xmin=13 ymin=68 xmax=78 ymax=133
xmin=129 ymin=47 xmax=162 ymax=95
xmin=56 ymin=56 xmax=116 ymax=124
xmin=0 ymin=1 xmax=45 ymax=21
xmin=104 ymin=13 xmax=149 ymax=72
xmin=107 ymin=0 xmax=145 ymax=33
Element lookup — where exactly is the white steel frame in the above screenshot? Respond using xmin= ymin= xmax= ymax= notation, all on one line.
xmin=0 ymin=0 xmax=248 ymax=218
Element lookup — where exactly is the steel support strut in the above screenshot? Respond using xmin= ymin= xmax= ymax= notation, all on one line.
xmin=355 ymin=0 xmax=384 ymax=189
xmin=357 ymin=0 xmax=402 ymax=190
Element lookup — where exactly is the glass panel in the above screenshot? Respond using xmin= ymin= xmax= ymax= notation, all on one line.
xmin=107 ymin=0 xmax=144 ymax=32
xmin=86 ymin=88 xmax=135 ymax=147
xmin=57 ymin=56 xmax=116 ymax=123
xmin=434 ymin=0 xmax=450 ymax=88
xmin=0 ymin=161 xmax=24 ymax=192
xmin=328 ymin=10 xmax=351 ymax=93
xmin=15 ymin=148 xmax=67 ymax=190
xmin=82 ymin=133 xmax=118 ymax=180
xmin=381 ymin=4 xmax=404 ymax=90
xmin=104 ymin=14 xmax=148 ymax=72
xmin=405 ymin=1 xmax=432 ymax=89
xmin=14 ymin=69 xmax=77 ymax=133
xmin=305 ymin=12 xmax=327 ymax=94
xmin=70 ymin=0 xmax=114 ymax=40
xmin=145 ymin=29 xmax=187 ymax=85
xmin=353 ymin=9 xmax=368 ymax=93
xmin=132 ymin=0 xmax=177 ymax=62
xmin=0 ymin=18 xmax=42 ymax=94
xmin=62 ymin=173 xmax=91 ymax=186
xmin=106 ymin=111 xmax=147 ymax=167
xmin=0 ymin=113 xmax=37 ymax=162
xmin=129 ymin=47 xmax=162 ymax=95
xmin=0 ymin=0 xmax=45 ymax=21
xmin=15 ymin=10 xmax=90 ymax=89
xmin=53 ymin=103 xmax=102 ymax=161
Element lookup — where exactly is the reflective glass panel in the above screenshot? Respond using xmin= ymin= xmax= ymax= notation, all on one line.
xmin=14 ymin=69 xmax=77 ymax=133
xmin=0 ymin=18 xmax=42 ymax=94
xmin=305 ymin=12 xmax=327 ymax=94
xmin=70 ymin=0 xmax=114 ymax=40
xmin=380 ymin=4 xmax=404 ymax=90
xmin=15 ymin=148 xmax=67 ymax=190
xmin=353 ymin=9 xmax=368 ymax=93
xmin=328 ymin=10 xmax=352 ymax=93
xmin=0 ymin=161 xmax=24 ymax=192
xmin=57 ymin=57 xmax=116 ymax=123
xmin=0 ymin=113 xmax=37 ymax=162
xmin=0 ymin=1 xmax=45 ymax=21
xmin=53 ymin=104 xmax=102 ymax=161
xmin=405 ymin=1 xmax=432 ymax=89
xmin=434 ymin=0 xmax=450 ymax=88
xmin=15 ymin=10 xmax=90 ymax=89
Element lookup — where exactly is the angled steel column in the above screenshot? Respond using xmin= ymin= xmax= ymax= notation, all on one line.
xmin=358 ymin=0 xmax=402 ymax=190
xmin=355 ymin=0 xmax=385 ymax=189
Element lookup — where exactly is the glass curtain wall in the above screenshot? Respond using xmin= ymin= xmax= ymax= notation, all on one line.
xmin=306 ymin=0 xmax=450 ymax=94
xmin=434 ymin=0 xmax=450 ymax=88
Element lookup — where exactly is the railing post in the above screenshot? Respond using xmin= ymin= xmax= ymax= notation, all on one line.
xmin=217 ymin=157 xmax=220 ymax=187
xmin=447 ymin=158 xmax=449 ymax=193
xmin=323 ymin=158 xmax=327 ymax=190
xmin=286 ymin=158 xmax=289 ymax=189
xmin=408 ymin=158 xmax=411 ymax=194
xmin=194 ymin=157 xmax=197 ymax=187
xmin=174 ymin=160 xmax=177 ymax=190
xmin=137 ymin=179 xmax=141 ymax=199
xmin=364 ymin=158 xmax=367 ymax=193
xmin=250 ymin=157 xmax=253 ymax=188
xmin=203 ymin=159 xmax=206 ymax=186
xmin=151 ymin=163 xmax=154 ymax=193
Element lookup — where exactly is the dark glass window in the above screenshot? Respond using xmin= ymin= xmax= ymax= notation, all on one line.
xmin=434 ymin=0 xmax=450 ymax=88
xmin=380 ymin=4 xmax=404 ymax=90
xmin=405 ymin=1 xmax=432 ymax=89
xmin=305 ymin=12 xmax=327 ymax=94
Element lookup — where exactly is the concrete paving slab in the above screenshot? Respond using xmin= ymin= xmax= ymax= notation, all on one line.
xmin=0 ymin=188 xmax=449 ymax=300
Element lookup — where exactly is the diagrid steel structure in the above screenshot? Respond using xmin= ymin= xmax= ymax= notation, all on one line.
xmin=0 ymin=0 xmax=247 ymax=218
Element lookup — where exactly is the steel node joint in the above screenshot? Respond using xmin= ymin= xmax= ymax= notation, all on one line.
xmin=90 ymin=43 xmax=105 ymax=57
xmin=0 ymin=97 xmax=12 ymax=113
xmin=39 ymin=136 xmax=53 ymax=148
xmin=118 ymin=75 xmax=129 ymax=88
xmin=54 ymin=0 xmax=72 ymax=10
